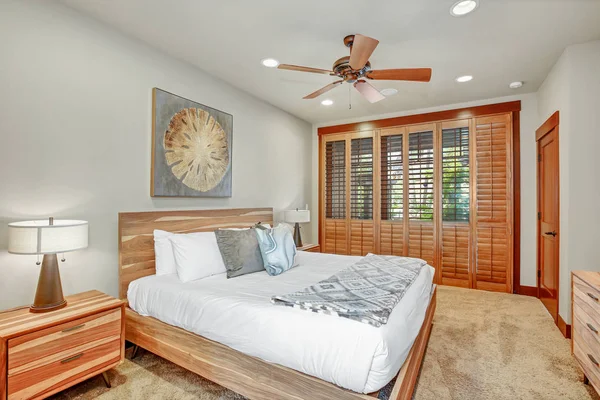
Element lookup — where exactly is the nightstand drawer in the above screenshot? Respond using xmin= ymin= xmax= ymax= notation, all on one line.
xmin=7 ymin=338 xmax=121 ymax=400
xmin=7 ymin=308 xmax=121 ymax=373
xmin=574 ymin=304 xmax=600 ymax=352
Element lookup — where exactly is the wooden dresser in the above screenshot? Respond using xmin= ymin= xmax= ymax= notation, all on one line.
xmin=0 ymin=291 xmax=125 ymax=400
xmin=298 ymin=244 xmax=320 ymax=253
xmin=572 ymin=271 xmax=600 ymax=393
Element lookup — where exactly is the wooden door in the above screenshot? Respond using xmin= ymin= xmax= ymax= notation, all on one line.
xmin=321 ymin=134 xmax=348 ymax=254
xmin=536 ymin=113 xmax=560 ymax=322
xmin=473 ymin=114 xmax=513 ymax=293
xmin=439 ymin=120 xmax=472 ymax=288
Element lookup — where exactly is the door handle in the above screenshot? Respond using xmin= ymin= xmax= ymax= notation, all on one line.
xmin=544 ymin=231 xmax=557 ymax=237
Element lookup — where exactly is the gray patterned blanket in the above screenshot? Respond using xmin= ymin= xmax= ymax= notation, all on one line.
xmin=271 ymin=254 xmax=426 ymax=327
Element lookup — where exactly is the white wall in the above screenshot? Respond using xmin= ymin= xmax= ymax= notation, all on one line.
xmin=0 ymin=0 xmax=313 ymax=309
xmin=311 ymin=93 xmax=539 ymax=287
xmin=538 ymin=40 xmax=600 ymax=323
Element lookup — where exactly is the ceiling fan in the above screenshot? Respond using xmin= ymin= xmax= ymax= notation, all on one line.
xmin=277 ymin=34 xmax=432 ymax=103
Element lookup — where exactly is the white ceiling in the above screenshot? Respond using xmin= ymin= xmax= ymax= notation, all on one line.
xmin=60 ymin=0 xmax=600 ymax=124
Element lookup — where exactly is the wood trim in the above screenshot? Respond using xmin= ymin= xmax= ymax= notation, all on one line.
xmin=536 ymin=111 xmax=559 ymax=142
xmin=118 ymin=208 xmax=274 ymax=300
xmin=558 ymin=314 xmax=572 ymax=339
xmin=518 ymin=285 xmax=538 ymax=297
xmin=1 ymin=339 xmax=6 ymax=400
xmin=513 ymin=111 xmax=521 ymax=293
xmin=125 ymin=286 xmax=436 ymax=400
xmin=318 ymin=135 xmax=324 ymax=251
xmin=318 ymin=101 xmax=522 ymax=135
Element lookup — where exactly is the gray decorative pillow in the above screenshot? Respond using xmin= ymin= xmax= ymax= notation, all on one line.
xmin=215 ymin=229 xmax=265 ymax=278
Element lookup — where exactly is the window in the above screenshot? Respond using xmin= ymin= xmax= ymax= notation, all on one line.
xmin=408 ymin=131 xmax=434 ymax=221
xmin=442 ymin=127 xmax=470 ymax=222
xmin=381 ymin=134 xmax=403 ymax=221
xmin=350 ymin=137 xmax=373 ymax=220
xmin=325 ymin=140 xmax=345 ymax=219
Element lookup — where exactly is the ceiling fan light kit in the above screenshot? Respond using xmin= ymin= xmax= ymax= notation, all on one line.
xmin=276 ymin=34 xmax=432 ymax=104
xmin=321 ymin=99 xmax=334 ymax=106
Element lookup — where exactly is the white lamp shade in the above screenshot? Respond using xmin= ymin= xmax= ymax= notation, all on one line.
xmin=8 ymin=220 xmax=89 ymax=255
xmin=284 ymin=210 xmax=310 ymax=224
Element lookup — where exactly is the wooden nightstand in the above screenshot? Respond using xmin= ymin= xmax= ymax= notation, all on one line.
xmin=297 ymin=244 xmax=320 ymax=253
xmin=0 ymin=291 xmax=125 ymax=400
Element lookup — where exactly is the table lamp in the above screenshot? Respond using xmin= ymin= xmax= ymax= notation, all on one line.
xmin=284 ymin=208 xmax=310 ymax=248
xmin=8 ymin=217 xmax=88 ymax=313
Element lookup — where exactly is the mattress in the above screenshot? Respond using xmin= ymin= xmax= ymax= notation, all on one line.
xmin=128 ymin=251 xmax=435 ymax=393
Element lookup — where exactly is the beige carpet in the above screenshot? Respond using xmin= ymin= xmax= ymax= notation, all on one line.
xmin=51 ymin=286 xmax=598 ymax=400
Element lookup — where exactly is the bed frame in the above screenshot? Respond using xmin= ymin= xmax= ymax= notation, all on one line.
xmin=118 ymin=207 xmax=436 ymax=400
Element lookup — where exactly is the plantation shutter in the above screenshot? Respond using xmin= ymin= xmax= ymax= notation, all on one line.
xmin=323 ymin=138 xmax=348 ymax=254
xmin=407 ymin=129 xmax=435 ymax=266
xmin=349 ymin=136 xmax=374 ymax=255
xmin=474 ymin=114 xmax=513 ymax=292
xmin=380 ymin=130 xmax=405 ymax=255
xmin=440 ymin=122 xmax=471 ymax=287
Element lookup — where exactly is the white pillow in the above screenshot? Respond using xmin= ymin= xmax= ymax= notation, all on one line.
xmin=154 ymin=230 xmax=177 ymax=276
xmin=168 ymin=232 xmax=227 ymax=283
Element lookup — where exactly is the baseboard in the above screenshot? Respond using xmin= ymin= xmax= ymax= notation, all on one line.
xmin=518 ymin=285 xmax=538 ymax=297
xmin=558 ymin=315 xmax=572 ymax=339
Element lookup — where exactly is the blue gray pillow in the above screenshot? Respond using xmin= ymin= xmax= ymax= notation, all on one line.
xmin=255 ymin=224 xmax=297 ymax=276
xmin=215 ymin=229 xmax=265 ymax=278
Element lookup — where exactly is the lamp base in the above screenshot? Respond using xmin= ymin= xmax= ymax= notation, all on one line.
xmin=293 ymin=222 xmax=303 ymax=248
xmin=30 ymin=254 xmax=67 ymax=313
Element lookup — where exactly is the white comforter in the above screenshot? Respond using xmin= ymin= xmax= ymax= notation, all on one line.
xmin=128 ymin=251 xmax=434 ymax=393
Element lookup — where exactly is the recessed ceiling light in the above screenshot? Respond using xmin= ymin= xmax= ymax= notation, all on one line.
xmin=455 ymin=75 xmax=473 ymax=83
xmin=321 ymin=99 xmax=334 ymax=106
xmin=380 ymin=88 xmax=399 ymax=96
xmin=509 ymin=81 xmax=524 ymax=89
xmin=450 ymin=0 xmax=478 ymax=17
xmin=261 ymin=58 xmax=279 ymax=68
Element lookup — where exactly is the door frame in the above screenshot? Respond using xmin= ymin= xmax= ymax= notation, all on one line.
xmin=535 ymin=111 xmax=560 ymax=321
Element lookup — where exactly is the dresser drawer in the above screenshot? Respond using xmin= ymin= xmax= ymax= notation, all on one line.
xmin=574 ymin=276 xmax=600 ymax=318
xmin=7 ymin=338 xmax=121 ymax=400
xmin=574 ymin=304 xmax=600 ymax=351
xmin=7 ymin=308 xmax=121 ymax=373
xmin=574 ymin=326 xmax=600 ymax=393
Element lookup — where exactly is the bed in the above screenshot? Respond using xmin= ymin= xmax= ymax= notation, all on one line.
xmin=119 ymin=208 xmax=436 ymax=400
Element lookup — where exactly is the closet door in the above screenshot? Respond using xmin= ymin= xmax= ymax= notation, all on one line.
xmin=379 ymin=128 xmax=406 ymax=256
xmin=439 ymin=121 xmax=472 ymax=288
xmin=473 ymin=114 xmax=513 ymax=292
xmin=349 ymin=133 xmax=375 ymax=255
xmin=407 ymin=125 xmax=436 ymax=267
xmin=322 ymin=135 xmax=348 ymax=254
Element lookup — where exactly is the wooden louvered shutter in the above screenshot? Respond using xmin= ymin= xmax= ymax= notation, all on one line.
xmin=379 ymin=129 xmax=405 ymax=256
xmin=349 ymin=136 xmax=374 ymax=255
xmin=440 ymin=122 xmax=471 ymax=288
xmin=407 ymin=127 xmax=435 ymax=266
xmin=323 ymin=137 xmax=347 ymax=254
xmin=474 ymin=114 xmax=513 ymax=292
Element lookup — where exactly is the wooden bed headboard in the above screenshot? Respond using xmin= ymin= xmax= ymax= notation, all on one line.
xmin=118 ymin=207 xmax=273 ymax=300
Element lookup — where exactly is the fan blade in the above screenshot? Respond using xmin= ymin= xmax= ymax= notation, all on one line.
xmin=354 ymin=80 xmax=385 ymax=103
xmin=349 ymin=34 xmax=379 ymax=70
xmin=278 ymin=64 xmax=333 ymax=75
xmin=303 ymin=80 xmax=344 ymax=99
xmin=366 ymin=68 xmax=432 ymax=82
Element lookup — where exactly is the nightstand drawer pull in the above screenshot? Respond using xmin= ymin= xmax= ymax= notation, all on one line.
xmin=62 ymin=323 xmax=86 ymax=333
xmin=61 ymin=353 xmax=84 ymax=364
xmin=588 ymin=292 xmax=599 ymax=302
xmin=588 ymin=323 xmax=598 ymax=334
xmin=588 ymin=354 xmax=600 ymax=367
